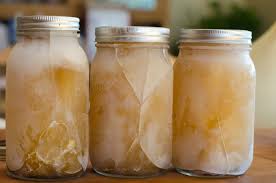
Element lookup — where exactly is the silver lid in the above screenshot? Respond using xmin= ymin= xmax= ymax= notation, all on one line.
xmin=17 ymin=16 xmax=80 ymax=32
xmin=95 ymin=26 xmax=170 ymax=43
xmin=179 ymin=29 xmax=252 ymax=44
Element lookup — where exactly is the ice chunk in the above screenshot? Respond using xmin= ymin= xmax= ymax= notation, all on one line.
xmin=115 ymin=47 xmax=149 ymax=103
xmin=90 ymin=55 xmax=141 ymax=171
xmin=143 ymin=48 xmax=172 ymax=102
xmin=140 ymin=71 xmax=173 ymax=169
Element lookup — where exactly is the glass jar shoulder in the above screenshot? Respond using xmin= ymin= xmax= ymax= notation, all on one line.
xmin=50 ymin=37 xmax=89 ymax=72
xmin=7 ymin=40 xmax=50 ymax=76
xmin=176 ymin=48 xmax=255 ymax=76
xmin=92 ymin=45 xmax=172 ymax=72
xmin=8 ymin=38 xmax=88 ymax=76
xmin=91 ymin=47 xmax=118 ymax=72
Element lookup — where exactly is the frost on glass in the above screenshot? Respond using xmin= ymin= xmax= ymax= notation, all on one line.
xmin=6 ymin=36 xmax=89 ymax=178
xmin=173 ymin=47 xmax=256 ymax=176
xmin=90 ymin=45 xmax=173 ymax=176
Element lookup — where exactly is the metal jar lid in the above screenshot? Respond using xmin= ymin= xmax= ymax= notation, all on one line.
xmin=95 ymin=26 xmax=170 ymax=43
xmin=179 ymin=29 xmax=252 ymax=44
xmin=16 ymin=16 xmax=80 ymax=33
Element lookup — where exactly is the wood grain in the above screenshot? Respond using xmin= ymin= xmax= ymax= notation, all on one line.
xmin=0 ymin=128 xmax=276 ymax=183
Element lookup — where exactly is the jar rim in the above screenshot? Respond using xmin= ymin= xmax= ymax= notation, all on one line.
xmin=16 ymin=16 xmax=80 ymax=34
xmin=179 ymin=29 xmax=252 ymax=45
xmin=95 ymin=26 xmax=170 ymax=43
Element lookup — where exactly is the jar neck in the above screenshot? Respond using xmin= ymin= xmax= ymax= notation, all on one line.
xmin=178 ymin=42 xmax=251 ymax=56
xmin=179 ymin=42 xmax=251 ymax=50
xmin=17 ymin=30 xmax=79 ymax=41
xmin=96 ymin=42 xmax=169 ymax=49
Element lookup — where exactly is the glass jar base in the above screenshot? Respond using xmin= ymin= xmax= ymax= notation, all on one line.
xmin=7 ymin=169 xmax=85 ymax=181
xmin=175 ymin=168 xmax=242 ymax=178
xmin=93 ymin=168 xmax=165 ymax=179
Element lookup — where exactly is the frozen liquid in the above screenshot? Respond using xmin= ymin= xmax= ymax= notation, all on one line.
xmin=90 ymin=46 xmax=173 ymax=176
xmin=6 ymin=38 xmax=89 ymax=178
xmin=173 ymin=47 xmax=256 ymax=175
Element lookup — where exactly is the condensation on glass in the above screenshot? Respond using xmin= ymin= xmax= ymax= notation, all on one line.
xmin=173 ymin=29 xmax=256 ymax=177
xmin=90 ymin=26 xmax=173 ymax=178
xmin=6 ymin=16 xmax=89 ymax=180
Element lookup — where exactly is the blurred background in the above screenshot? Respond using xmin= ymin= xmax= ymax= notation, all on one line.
xmin=0 ymin=0 xmax=275 ymax=128
xmin=0 ymin=0 xmax=268 ymax=58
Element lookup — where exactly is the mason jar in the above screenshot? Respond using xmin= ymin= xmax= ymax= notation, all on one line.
xmin=173 ymin=29 xmax=256 ymax=177
xmin=90 ymin=26 xmax=173 ymax=178
xmin=6 ymin=16 xmax=89 ymax=180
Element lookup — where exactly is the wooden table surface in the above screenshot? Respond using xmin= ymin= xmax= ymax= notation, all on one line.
xmin=0 ymin=128 xmax=276 ymax=183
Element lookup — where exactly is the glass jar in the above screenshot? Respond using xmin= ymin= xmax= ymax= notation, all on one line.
xmin=90 ymin=26 xmax=173 ymax=178
xmin=173 ymin=29 xmax=256 ymax=177
xmin=6 ymin=16 xmax=89 ymax=180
